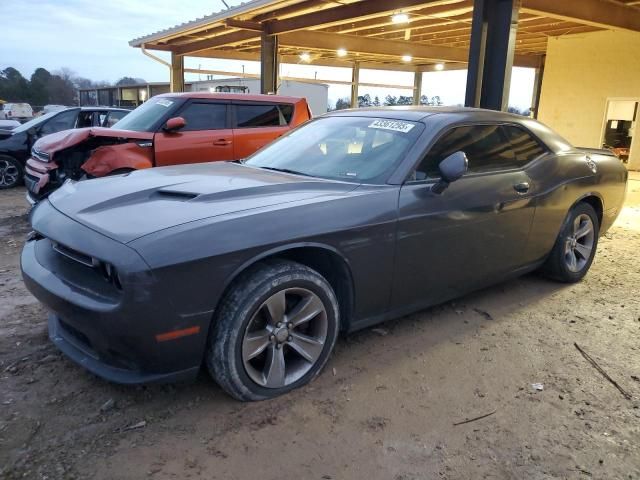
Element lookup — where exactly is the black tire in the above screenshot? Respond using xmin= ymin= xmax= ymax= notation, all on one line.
xmin=0 ymin=155 xmax=23 ymax=189
xmin=541 ymin=202 xmax=600 ymax=283
xmin=207 ymin=259 xmax=340 ymax=401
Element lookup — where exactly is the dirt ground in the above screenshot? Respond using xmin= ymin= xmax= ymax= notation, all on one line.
xmin=1 ymin=175 xmax=639 ymax=480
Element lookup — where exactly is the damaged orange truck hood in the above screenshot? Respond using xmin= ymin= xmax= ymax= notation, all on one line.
xmin=34 ymin=127 xmax=153 ymax=156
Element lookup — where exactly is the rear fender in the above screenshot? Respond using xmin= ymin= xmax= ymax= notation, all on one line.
xmin=82 ymin=143 xmax=153 ymax=177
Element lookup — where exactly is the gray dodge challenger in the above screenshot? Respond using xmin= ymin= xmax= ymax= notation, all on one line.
xmin=21 ymin=107 xmax=628 ymax=401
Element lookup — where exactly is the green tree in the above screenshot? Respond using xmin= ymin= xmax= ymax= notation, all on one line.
xmin=0 ymin=67 xmax=30 ymax=102
xmin=334 ymin=97 xmax=350 ymax=110
xmin=357 ymin=93 xmax=372 ymax=108
xmin=384 ymin=95 xmax=398 ymax=106
xmin=29 ymin=68 xmax=52 ymax=106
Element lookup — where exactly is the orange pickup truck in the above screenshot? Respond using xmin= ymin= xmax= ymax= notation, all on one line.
xmin=25 ymin=93 xmax=312 ymax=202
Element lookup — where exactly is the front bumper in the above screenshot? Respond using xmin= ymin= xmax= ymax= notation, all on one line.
xmin=21 ymin=201 xmax=211 ymax=384
xmin=24 ymin=157 xmax=60 ymax=203
xmin=48 ymin=314 xmax=199 ymax=384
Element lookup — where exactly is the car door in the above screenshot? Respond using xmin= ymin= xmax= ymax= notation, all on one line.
xmin=153 ymin=100 xmax=233 ymax=167
xmin=38 ymin=109 xmax=79 ymax=137
xmin=390 ymin=123 xmax=537 ymax=311
xmin=231 ymin=102 xmax=291 ymax=159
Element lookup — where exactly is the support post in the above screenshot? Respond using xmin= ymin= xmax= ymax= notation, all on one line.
xmin=413 ymin=71 xmax=423 ymax=105
xmin=260 ymin=32 xmax=279 ymax=94
xmin=530 ymin=55 xmax=545 ymax=118
xmin=350 ymin=61 xmax=360 ymax=108
xmin=170 ymin=53 xmax=184 ymax=93
xmin=465 ymin=0 xmax=521 ymax=111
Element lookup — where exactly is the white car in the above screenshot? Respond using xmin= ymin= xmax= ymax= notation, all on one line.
xmin=0 ymin=119 xmax=21 ymax=130
xmin=0 ymin=103 xmax=33 ymax=122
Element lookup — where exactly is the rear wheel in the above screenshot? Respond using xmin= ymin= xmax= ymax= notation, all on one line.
xmin=207 ymin=259 xmax=339 ymax=401
xmin=541 ymin=202 xmax=599 ymax=283
xmin=0 ymin=155 xmax=22 ymax=189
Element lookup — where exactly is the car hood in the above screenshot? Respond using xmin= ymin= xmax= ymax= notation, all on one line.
xmin=47 ymin=162 xmax=358 ymax=244
xmin=0 ymin=129 xmax=14 ymax=140
xmin=34 ymin=127 xmax=153 ymax=157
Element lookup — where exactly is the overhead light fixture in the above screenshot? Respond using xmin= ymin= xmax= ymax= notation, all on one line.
xmin=391 ymin=12 xmax=410 ymax=24
xmin=435 ymin=63 xmax=445 ymax=71
xmin=299 ymin=52 xmax=311 ymax=62
xmin=402 ymin=55 xmax=413 ymax=62
xmin=337 ymin=48 xmax=347 ymax=57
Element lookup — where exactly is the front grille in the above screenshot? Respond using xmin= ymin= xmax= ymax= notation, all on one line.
xmin=31 ymin=147 xmax=50 ymax=162
xmin=50 ymin=240 xmax=122 ymax=291
xmin=52 ymin=242 xmax=96 ymax=268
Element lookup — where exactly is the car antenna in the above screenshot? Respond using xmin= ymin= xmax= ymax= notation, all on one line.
xmin=220 ymin=0 xmax=230 ymax=8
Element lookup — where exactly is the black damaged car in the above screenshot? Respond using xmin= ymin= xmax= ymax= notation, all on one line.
xmin=21 ymin=107 xmax=628 ymax=401
xmin=0 ymin=107 xmax=129 ymax=189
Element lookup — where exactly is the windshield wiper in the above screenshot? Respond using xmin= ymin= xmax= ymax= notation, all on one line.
xmin=258 ymin=166 xmax=313 ymax=177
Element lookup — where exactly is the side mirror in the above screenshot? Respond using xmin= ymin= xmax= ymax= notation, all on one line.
xmin=27 ymin=127 xmax=39 ymax=137
xmin=164 ymin=116 xmax=186 ymax=132
xmin=431 ymin=151 xmax=468 ymax=194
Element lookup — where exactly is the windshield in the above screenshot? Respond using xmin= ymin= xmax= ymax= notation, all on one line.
xmin=13 ymin=111 xmax=60 ymax=133
xmin=244 ymin=116 xmax=422 ymax=183
xmin=111 ymin=97 xmax=178 ymax=132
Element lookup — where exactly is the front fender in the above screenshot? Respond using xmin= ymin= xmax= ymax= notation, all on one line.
xmin=82 ymin=143 xmax=153 ymax=177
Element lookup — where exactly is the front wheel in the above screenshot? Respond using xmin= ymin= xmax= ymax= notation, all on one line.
xmin=541 ymin=202 xmax=599 ymax=283
xmin=0 ymin=156 xmax=23 ymax=189
xmin=207 ymin=259 xmax=339 ymax=401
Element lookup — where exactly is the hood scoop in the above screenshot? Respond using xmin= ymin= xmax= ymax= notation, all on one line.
xmin=153 ymin=190 xmax=199 ymax=201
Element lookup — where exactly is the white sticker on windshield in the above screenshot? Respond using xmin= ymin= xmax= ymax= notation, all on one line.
xmin=368 ymin=119 xmax=415 ymax=133
xmin=157 ymin=99 xmax=174 ymax=108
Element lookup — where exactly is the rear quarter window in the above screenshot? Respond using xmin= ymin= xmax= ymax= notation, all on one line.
xmin=503 ymin=125 xmax=547 ymax=163
xmin=235 ymin=104 xmax=291 ymax=128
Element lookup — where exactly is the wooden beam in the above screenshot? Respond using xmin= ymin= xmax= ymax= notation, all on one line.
xmin=521 ymin=0 xmax=640 ymax=32
xmin=174 ymin=30 xmax=258 ymax=56
xmin=187 ymin=48 xmax=423 ymax=72
xmin=225 ymin=19 xmax=263 ymax=31
xmin=265 ymin=0 xmax=463 ymax=35
xmin=278 ymin=29 xmax=541 ymax=67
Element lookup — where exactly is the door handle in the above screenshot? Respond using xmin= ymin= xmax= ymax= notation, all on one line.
xmin=513 ymin=182 xmax=530 ymax=194
xmin=213 ymin=139 xmax=232 ymax=146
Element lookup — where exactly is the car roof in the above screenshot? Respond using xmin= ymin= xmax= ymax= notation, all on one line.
xmin=325 ymin=106 xmax=529 ymax=123
xmin=157 ymin=92 xmax=304 ymax=103
xmin=79 ymin=107 xmax=130 ymax=112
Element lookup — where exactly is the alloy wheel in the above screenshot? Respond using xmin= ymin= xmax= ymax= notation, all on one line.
xmin=242 ymin=287 xmax=328 ymax=388
xmin=564 ymin=213 xmax=595 ymax=272
xmin=0 ymin=159 xmax=19 ymax=187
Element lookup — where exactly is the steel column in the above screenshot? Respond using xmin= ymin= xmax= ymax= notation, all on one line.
xmin=170 ymin=53 xmax=185 ymax=93
xmin=413 ymin=71 xmax=423 ymax=105
xmin=465 ymin=0 xmax=521 ymax=111
xmin=260 ymin=32 xmax=279 ymax=94
xmin=350 ymin=61 xmax=360 ymax=108
xmin=530 ymin=55 xmax=545 ymax=118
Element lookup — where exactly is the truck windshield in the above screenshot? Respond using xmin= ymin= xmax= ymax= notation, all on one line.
xmin=111 ymin=97 xmax=178 ymax=132
xmin=244 ymin=116 xmax=423 ymax=184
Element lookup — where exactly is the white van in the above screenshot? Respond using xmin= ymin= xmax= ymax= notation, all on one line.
xmin=0 ymin=103 xmax=33 ymax=122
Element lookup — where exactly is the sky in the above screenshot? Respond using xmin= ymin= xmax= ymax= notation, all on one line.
xmin=0 ymin=0 xmax=536 ymax=110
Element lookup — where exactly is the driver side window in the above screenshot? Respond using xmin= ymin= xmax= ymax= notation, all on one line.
xmin=40 ymin=110 xmax=78 ymax=135
xmin=415 ymin=124 xmax=516 ymax=180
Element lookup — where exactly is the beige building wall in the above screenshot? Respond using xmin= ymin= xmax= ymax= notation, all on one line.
xmin=538 ymin=30 xmax=640 ymax=170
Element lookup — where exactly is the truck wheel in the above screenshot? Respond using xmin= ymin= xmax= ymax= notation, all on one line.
xmin=0 ymin=156 xmax=23 ymax=189
xmin=541 ymin=202 xmax=599 ymax=283
xmin=207 ymin=259 xmax=339 ymax=401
